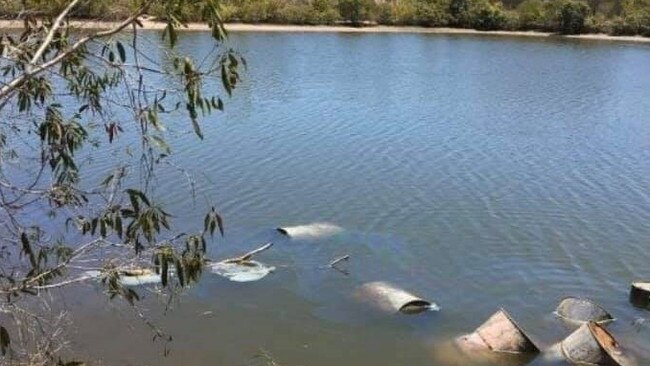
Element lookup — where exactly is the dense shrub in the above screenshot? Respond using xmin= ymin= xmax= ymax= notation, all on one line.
xmin=338 ymin=0 xmax=375 ymax=24
xmin=393 ymin=0 xmax=419 ymax=24
xmin=471 ymin=1 xmax=510 ymax=30
xmin=516 ymin=0 xmax=548 ymax=29
xmin=416 ymin=0 xmax=451 ymax=26
xmin=611 ymin=0 xmax=650 ymax=35
xmin=311 ymin=0 xmax=341 ymax=24
xmin=2 ymin=0 xmax=650 ymax=36
xmin=449 ymin=0 xmax=473 ymax=26
xmin=557 ymin=0 xmax=591 ymax=33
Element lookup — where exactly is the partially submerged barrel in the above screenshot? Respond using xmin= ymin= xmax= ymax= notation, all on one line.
xmin=432 ymin=340 xmax=538 ymax=366
xmin=118 ymin=268 xmax=162 ymax=286
xmin=560 ymin=322 xmax=633 ymax=366
xmin=357 ymin=282 xmax=439 ymax=314
xmin=556 ymin=297 xmax=614 ymax=325
xmin=455 ymin=309 xmax=540 ymax=354
xmin=629 ymin=282 xmax=650 ymax=309
xmin=276 ymin=222 xmax=343 ymax=239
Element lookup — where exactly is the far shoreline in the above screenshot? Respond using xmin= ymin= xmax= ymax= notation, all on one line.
xmin=1 ymin=19 xmax=650 ymax=44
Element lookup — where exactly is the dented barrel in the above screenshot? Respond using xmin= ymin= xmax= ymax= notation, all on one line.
xmin=556 ymin=297 xmax=614 ymax=325
xmin=630 ymin=282 xmax=650 ymax=309
xmin=560 ymin=322 xmax=633 ymax=366
xmin=357 ymin=281 xmax=439 ymax=314
xmin=455 ymin=309 xmax=540 ymax=355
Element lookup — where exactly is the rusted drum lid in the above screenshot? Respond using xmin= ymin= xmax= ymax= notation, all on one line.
xmin=589 ymin=323 xmax=636 ymax=366
xmin=556 ymin=297 xmax=614 ymax=325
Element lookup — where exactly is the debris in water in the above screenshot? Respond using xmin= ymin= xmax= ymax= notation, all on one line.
xmin=117 ymin=269 xmax=162 ymax=286
xmin=630 ymin=282 xmax=650 ymax=310
xmin=559 ymin=322 xmax=636 ymax=366
xmin=209 ymin=260 xmax=275 ymax=282
xmin=432 ymin=339 xmax=538 ymax=366
xmin=357 ymin=281 xmax=439 ymax=314
xmin=83 ymin=268 xmax=162 ymax=286
xmin=209 ymin=243 xmax=275 ymax=282
xmin=321 ymin=254 xmax=350 ymax=275
xmin=276 ymin=222 xmax=343 ymax=239
xmin=555 ymin=297 xmax=614 ymax=325
xmin=455 ymin=309 xmax=539 ymax=354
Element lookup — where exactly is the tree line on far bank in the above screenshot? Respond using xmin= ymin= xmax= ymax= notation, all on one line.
xmin=1 ymin=0 xmax=649 ymax=35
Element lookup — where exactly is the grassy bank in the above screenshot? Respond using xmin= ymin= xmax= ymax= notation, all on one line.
xmin=1 ymin=0 xmax=649 ymax=37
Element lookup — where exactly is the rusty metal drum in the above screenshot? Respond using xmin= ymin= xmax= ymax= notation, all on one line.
xmin=556 ymin=297 xmax=614 ymax=325
xmin=357 ymin=281 xmax=439 ymax=314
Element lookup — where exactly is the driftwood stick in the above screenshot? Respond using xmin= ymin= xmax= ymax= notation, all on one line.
xmin=329 ymin=255 xmax=350 ymax=268
xmin=224 ymin=242 xmax=273 ymax=264
xmin=321 ymin=254 xmax=351 ymax=275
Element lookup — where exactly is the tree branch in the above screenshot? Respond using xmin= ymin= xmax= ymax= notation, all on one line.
xmin=222 ymin=243 xmax=273 ymax=264
xmin=0 ymin=0 xmax=155 ymax=104
xmin=29 ymin=0 xmax=81 ymax=67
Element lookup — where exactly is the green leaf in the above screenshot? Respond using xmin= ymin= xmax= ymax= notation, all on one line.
xmin=150 ymin=135 xmax=171 ymax=154
xmin=20 ymin=233 xmax=37 ymax=268
xmin=161 ymin=260 xmax=168 ymax=287
xmin=175 ymin=258 xmax=185 ymax=287
xmin=191 ymin=119 xmax=203 ymax=140
xmin=221 ymin=65 xmax=232 ymax=96
xmin=215 ymin=212 xmax=224 ymax=237
xmin=116 ymin=41 xmax=126 ymax=63
xmin=0 ymin=326 xmax=10 ymax=355
xmin=164 ymin=23 xmax=178 ymax=47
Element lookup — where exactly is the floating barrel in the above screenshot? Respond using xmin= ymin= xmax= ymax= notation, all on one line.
xmin=276 ymin=222 xmax=343 ymax=239
xmin=455 ymin=309 xmax=540 ymax=354
xmin=560 ymin=322 xmax=634 ymax=366
xmin=357 ymin=281 xmax=439 ymax=314
xmin=629 ymin=282 xmax=650 ymax=309
xmin=556 ymin=297 xmax=614 ymax=325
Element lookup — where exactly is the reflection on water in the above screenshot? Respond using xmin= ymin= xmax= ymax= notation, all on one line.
xmin=63 ymin=31 xmax=650 ymax=365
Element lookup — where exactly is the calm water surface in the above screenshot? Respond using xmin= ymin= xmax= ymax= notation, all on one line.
xmin=68 ymin=32 xmax=650 ymax=365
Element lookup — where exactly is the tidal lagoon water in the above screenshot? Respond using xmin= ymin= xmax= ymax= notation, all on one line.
xmin=69 ymin=32 xmax=650 ymax=365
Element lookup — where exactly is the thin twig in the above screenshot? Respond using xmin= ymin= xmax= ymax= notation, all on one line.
xmin=320 ymin=254 xmax=351 ymax=276
xmin=29 ymin=0 xmax=81 ymax=66
xmin=328 ymin=255 xmax=350 ymax=268
xmin=223 ymin=242 xmax=273 ymax=264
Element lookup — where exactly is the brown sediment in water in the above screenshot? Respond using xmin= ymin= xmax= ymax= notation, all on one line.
xmin=1 ymin=20 xmax=650 ymax=44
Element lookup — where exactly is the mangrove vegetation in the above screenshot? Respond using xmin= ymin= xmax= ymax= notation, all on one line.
xmin=1 ymin=0 xmax=649 ymax=36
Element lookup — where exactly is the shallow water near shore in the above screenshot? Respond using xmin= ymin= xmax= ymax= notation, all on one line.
xmin=65 ymin=31 xmax=650 ymax=365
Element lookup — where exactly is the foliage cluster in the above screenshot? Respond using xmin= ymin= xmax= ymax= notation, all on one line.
xmin=0 ymin=0 xmax=243 ymax=363
xmin=2 ymin=0 xmax=649 ymax=35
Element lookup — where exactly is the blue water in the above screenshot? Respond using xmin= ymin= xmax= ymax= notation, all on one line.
xmin=69 ymin=32 xmax=650 ymax=366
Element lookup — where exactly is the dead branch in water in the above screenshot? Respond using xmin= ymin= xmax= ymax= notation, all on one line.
xmin=223 ymin=243 xmax=273 ymax=264
xmin=322 ymin=254 xmax=350 ymax=276
xmin=328 ymin=255 xmax=350 ymax=267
